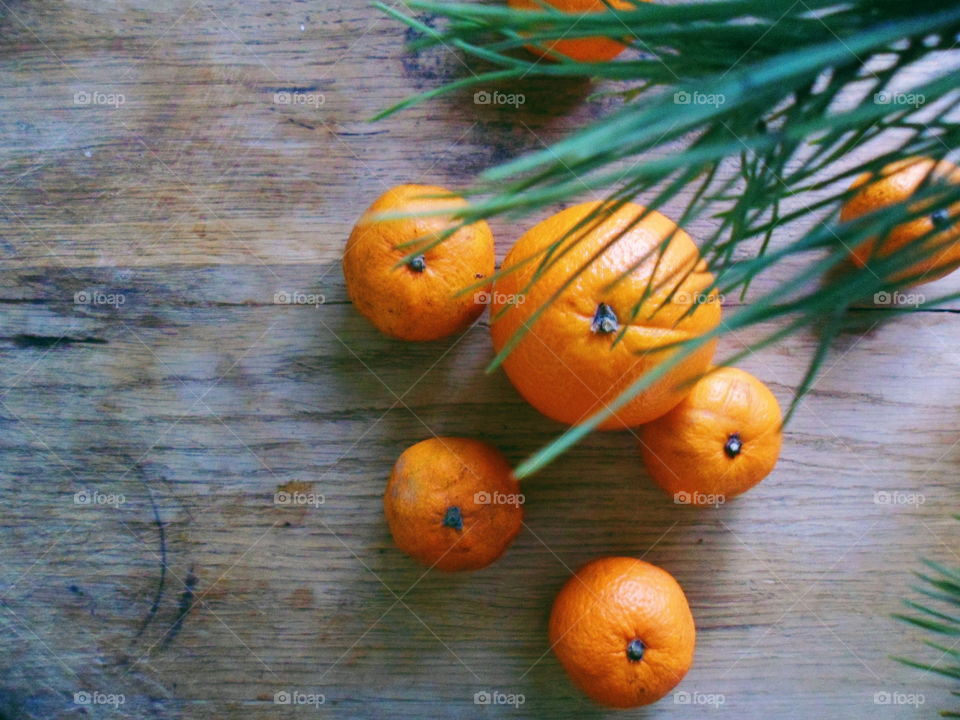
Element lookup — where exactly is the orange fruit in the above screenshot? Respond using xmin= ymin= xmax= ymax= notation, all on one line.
xmin=507 ymin=0 xmax=644 ymax=63
xmin=490 ymin=201 xmax=721 ymax=430
xmin=840 ymin=156 xmax=960 ymax=285
xmin=639 ymin=366 xmax=782 ymax=505
xmin=549 ymin=556 xmax=695 ymax=708
xmin=343 ymin=184 xmax=494 ymax=341
xmin=383 ymin=437 xmax=523 ymax=572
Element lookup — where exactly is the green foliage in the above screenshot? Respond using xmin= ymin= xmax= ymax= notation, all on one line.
xmin=893 ymin=516 xmax=960 ymax=717
xmin=377 ymin=0 xmax=960 ymax=477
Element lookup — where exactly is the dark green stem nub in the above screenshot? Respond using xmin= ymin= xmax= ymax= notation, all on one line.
xmin=626 ymin=639 xmax=645 ymax=662
xmin=591 ymin=303 xmax=619 ymax=335
xmin=931 ymin=208 xmax=951 ymax=227
xmin=408 ymin=255 xmax=426 ymax=272
xmin=442 ymin=505 xmax=463 ymax=531
xmin=724 ymin=432 xmax=743 ymax=458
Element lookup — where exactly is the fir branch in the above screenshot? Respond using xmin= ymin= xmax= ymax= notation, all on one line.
xmin=895 ymin=517 xmax=960 ymax=716
xmin=377 ymin=0 xmax=960 ymax=476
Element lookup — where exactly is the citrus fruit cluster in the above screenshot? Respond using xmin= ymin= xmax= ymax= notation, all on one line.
xmin=342 ymin=152 xmax=960 ymax=705
xmin=342 ymin=182 xmax=784 ymax=707
xmin=339 ymin=0 xmax=960 ymax=706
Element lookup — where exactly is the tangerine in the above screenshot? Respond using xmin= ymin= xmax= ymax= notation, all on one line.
xmin=639 ymin=366 xmax=783 ymax=504
xmin=490 ymin=201 xmax=721 ymax=430
xmin=549 ymin=556 xmax=696 ymax=708
xmin=840 ymin=156 xmax=960 ymax=285
xmin=384 ymin=437 xmax=523 ymax=571
xmin=343 ymin=184 xmax=494 ymax=341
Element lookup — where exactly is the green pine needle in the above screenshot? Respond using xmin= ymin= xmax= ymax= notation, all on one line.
xmin=376 ymin=0 xmax=960 ymax=476
xmin=895 ymin=517 xmax=960 ymax=716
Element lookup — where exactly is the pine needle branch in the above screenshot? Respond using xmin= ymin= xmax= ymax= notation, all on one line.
xmin=895 ymin=517 xmax=960 ymax=715
xmin=376 ymin=0 xmax=960 ymax=475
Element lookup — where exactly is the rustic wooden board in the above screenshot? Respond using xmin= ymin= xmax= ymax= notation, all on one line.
xmin=1 ymin=2 xmax=959 ymax=719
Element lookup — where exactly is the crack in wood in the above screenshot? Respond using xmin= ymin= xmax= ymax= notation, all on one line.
xmin=8 ymin=334 xmax=108 ymax=348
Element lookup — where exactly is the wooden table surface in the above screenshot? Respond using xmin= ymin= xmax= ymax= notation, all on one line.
xmin=2 ymin=1 xmax=959 ymax=718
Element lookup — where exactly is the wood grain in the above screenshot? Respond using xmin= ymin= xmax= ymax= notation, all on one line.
xmin=1 ymin=2 xmax=959 ymax=719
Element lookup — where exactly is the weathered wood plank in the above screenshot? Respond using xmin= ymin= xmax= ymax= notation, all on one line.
xmin=1 ymin=262 xmax=959 ymax=718
xmin=1 ymin=1 xmax=959 ymax=718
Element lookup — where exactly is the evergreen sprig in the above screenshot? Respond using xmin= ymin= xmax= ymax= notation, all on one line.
xmin=376 ymin=0 xmax=960 ymax=477
xmin=894 ymin=515 xmax=960 ymax=717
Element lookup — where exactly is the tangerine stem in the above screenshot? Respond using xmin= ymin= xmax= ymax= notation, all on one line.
xmin=442 ymin=506 xmax=463 ymax=531
xmin=724 ymin=432 xmax=743 ymax=458
xmin=591 ymin=302 xmax=619 ymax=334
